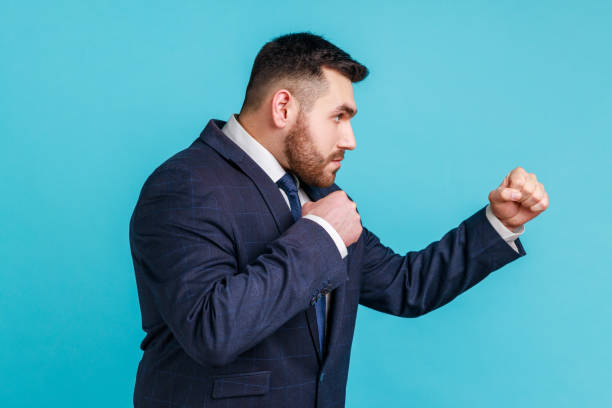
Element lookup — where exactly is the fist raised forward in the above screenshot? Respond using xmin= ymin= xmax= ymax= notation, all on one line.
xmin=488 ymin=166 xmax=549 ymax=230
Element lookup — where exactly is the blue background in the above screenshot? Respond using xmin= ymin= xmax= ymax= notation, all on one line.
xmin=1 ymin=1 xmax=610 ymax=406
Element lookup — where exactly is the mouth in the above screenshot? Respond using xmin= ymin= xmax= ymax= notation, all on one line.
xmin=329 ymin=153 xmax=344 ymax=168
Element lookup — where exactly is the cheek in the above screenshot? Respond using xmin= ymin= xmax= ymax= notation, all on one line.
xmin=321 ymin=125 xmax=340 ymax=150
xmin=306 ymin=115 xmax=338 ymax=155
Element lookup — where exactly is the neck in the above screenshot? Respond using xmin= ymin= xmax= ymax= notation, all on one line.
xmin=236 ymin=112 xmax=289 ymax=169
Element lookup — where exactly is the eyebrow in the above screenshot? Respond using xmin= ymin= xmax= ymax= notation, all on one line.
xmin=333 ymin=104 xmax=357 ymax=118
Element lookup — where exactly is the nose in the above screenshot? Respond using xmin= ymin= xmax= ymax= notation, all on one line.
xmin=339 ymin=122 xmax=356 ymax=151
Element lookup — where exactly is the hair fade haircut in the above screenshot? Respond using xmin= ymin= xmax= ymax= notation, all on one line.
xmin=240 ymin=32 xmax=369 ymax=114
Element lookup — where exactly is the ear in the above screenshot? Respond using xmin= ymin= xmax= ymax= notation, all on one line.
xmin=270 ymin=89 xmax=299 ymax=129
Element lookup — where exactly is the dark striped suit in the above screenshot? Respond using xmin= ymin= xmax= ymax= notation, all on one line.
xmin=129 ymin=118 xmax=525 ymax=407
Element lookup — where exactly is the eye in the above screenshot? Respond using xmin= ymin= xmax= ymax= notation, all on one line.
xmin=333 ymin=114 xmax=342 ymax=123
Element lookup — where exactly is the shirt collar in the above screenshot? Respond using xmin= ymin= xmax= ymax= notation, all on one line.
xmin=220 ymin=113 xmax=299 ymax=187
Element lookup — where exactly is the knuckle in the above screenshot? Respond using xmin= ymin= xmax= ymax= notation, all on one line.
xmin=532 ymin=189 xmax=543 ymax=201
xmin=523 ymin=182 xmax=535 ymax=194
xmin=512 ymin=174 xmax=525 ymax=186
xmin=533 ymin=196 xmax=549 ymax=211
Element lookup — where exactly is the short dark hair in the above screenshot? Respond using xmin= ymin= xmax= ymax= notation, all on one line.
xmin=240 ymin=32 xmax=369 ymax=114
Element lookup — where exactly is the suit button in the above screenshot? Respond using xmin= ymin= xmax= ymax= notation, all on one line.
xmin=319 ymin=372 xmax=325 ymax=383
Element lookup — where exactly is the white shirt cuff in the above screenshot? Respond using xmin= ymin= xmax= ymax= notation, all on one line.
xmin=485 ymin=204 xmax=524 ymax=253
xmin=302 ymin=214 xmax=348 ymax=258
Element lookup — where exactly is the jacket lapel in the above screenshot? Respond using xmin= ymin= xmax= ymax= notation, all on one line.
xmin=198 ymin=119 xmax=293 ymax=234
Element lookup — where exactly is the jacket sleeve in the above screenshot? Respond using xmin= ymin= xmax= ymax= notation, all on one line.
xmin=358 ymin=206 xmax=526 ymax=317
xmin=129 ymin=167 xmax=347 ymax=366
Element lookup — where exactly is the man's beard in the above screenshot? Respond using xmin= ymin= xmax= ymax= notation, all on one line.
xmin=284 ymin=110 xmax=340 ymax=188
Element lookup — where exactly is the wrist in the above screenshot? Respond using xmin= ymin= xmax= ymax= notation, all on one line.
xmin=502 ymin=222 xmax=521 ymax=233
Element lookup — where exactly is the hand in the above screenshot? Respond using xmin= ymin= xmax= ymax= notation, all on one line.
xmin=301 ymin=190 xmax=362 ymax=247
xmin=488 ymin=166 xmax=549 ymax=230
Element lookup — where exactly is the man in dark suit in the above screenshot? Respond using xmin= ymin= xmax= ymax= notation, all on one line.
xmin=129 ymin=32 xmax=549 ymax=407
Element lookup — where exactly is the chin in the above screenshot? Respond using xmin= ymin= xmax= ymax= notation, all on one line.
xmin=296 ymin=167 xmax=337 ymax=188
xmin=314 ymin=173 xmax=336 ymax=188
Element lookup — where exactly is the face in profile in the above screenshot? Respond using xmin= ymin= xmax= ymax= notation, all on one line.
xmin=284 ymin=67 xmax=358 ymax=187
xmin=284 ymin=108 xmax=337 ymax=187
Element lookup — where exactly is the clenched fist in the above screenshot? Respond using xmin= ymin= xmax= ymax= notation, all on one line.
xmin=488 ymin=166 xmax=549 ymax=230
xmin=301 ymin=190 xmax=362 ymax=247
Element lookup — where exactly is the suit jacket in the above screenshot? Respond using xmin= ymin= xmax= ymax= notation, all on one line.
xmin=129 ymin=118 xmax=526 ymax=408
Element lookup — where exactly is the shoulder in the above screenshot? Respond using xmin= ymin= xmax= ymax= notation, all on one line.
xmin=151 ymin=138 xmax=231 ymax=179
xmin=143 ymin=138 xmax=238 ymax=191
xmin=132 ymin=138 xmax=240 ymax=218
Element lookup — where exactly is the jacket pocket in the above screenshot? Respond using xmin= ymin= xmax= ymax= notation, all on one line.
xmin=212 ymin=371 xmax=271 ymax=399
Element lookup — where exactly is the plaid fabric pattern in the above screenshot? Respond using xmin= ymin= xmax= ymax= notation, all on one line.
xmin=129 ymin=119 xmax=525 ymax=407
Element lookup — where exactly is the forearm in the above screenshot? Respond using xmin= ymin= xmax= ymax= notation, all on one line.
xmin=359 ymin=205 xmax=526 ymax=317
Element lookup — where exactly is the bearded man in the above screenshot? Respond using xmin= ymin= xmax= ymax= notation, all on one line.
xmin=129 ymin=32 xmax=549 ymax=408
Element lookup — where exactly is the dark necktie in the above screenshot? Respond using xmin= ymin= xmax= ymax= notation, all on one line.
xmin=276 ymin=172 xmax=326 ymax=354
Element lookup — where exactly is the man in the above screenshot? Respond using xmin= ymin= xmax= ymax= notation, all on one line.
xmin=129 ymin=32 xmax=548 ymax=407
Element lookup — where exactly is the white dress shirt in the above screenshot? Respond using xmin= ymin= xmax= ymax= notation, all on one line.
xmin=220 ymin=113 xmax=524 ymax=330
